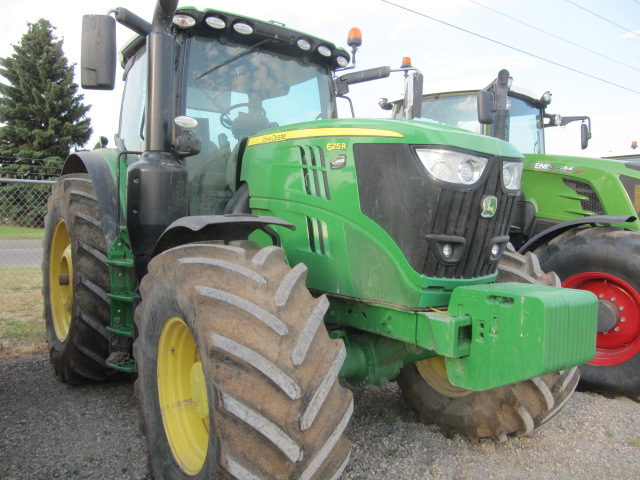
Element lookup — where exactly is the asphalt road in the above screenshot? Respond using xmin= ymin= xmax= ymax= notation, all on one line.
xmin=0 ymin=239 xmax=42 ymax=267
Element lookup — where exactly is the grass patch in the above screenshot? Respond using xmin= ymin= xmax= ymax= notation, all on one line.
xmin=383 ymin=413 xmax=395 ymax=425
xmin=0 ymin=225 xmax=45 ymax=239
xmin=630 ymin=439 xmax=640 ymax=448
xmin=0 ymin=266 xmax=47 ymax=357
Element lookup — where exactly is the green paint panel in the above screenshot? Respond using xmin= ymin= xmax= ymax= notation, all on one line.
xmin=444 ymin=282 xmax=598 ymax=391
xmin=243 ymin=118 xmax=518 ymax=308
xmin=523 ymin=154 xmax=640 ymax=230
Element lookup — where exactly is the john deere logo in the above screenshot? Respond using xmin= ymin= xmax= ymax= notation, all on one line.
xmin=481 ymin=196 xmax=498 ymax=218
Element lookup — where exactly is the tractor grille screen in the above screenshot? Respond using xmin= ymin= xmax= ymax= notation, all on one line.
xmin=354 ymin=144 xmax=517 ymax=279
xmin=562 ymin=178 xmax=605 ymax=214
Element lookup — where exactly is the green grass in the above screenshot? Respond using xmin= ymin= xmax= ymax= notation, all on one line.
xmin=630 ymin=439 xmax=640 ymax=448
xmin=383 ymin=413 xmax=395 ymax=425
xmin=0 ymin=266 xmax=47 ymax=356
xmin=0 ymin=225 xmax=45 ymax=239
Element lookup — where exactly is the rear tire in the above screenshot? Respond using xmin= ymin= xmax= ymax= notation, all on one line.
xmin=397 ymin=246 xmax=579 ymax=441
xmin=535 ymin=227 xmax=640 ymax=396
xmin=135 ymin=242 xmax=353 ymax=479
xmin=42 ymin=174 xmax=112 ymax=384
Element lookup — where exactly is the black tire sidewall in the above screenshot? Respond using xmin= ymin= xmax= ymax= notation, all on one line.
xmin=536 ymin=228 xmax=640 ymax=292
xmin=536 ymin=227 xmax=640 ymax=395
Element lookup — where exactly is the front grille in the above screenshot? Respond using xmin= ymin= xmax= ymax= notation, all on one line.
xmin=563 ymin=178 xmax=604 ymax=214
xmin=354 ymin=144 xmax=517 ymax=279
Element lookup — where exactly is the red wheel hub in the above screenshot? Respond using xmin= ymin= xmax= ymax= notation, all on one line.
xmin=563 ymin=272 xmax=640 ymax=366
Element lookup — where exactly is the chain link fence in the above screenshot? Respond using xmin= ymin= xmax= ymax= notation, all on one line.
xmin=1 ymin=165 xmax=57 ymax=355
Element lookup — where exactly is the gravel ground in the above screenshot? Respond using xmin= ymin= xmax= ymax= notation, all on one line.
xmin=1 ymin=355 xmax=640 ymax=480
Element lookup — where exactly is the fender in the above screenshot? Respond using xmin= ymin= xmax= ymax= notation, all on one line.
xmin=152 ymin=214 xmax=296 ymax=257
xmin=517 ymin=215 xmax=637 ymax=254
xmin=61 ymin=151 xmax=122 ymax=248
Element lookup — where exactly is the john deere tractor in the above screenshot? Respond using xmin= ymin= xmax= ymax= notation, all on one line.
xmin=43 ymin=4 xmax=597 ymax=479
xmin=395 ymin=69 xmax=640 ymax=396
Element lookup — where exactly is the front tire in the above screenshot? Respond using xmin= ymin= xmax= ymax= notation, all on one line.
xmin=135 ymin=242 xmax=353 ymax=479
xmin=535 ymin=227 xmax=640 ymax=396
xmin=397 ymin=246 xmax=579 ymax=441
xmin=42 ymin=174 xmax=112 ymax=384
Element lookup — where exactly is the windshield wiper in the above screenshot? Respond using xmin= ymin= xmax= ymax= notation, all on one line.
xmin=196 ymin=39 xmax=271 ymax=80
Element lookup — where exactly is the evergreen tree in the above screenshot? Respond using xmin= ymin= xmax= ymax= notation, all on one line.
xmin=0 ymin=19 xmax=92 ymax=228
xmin=0 ymin=18 xmax=92 ymax=170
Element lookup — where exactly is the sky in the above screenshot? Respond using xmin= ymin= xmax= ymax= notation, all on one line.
xmin=1 ymin=0 xmax=639 ymax=158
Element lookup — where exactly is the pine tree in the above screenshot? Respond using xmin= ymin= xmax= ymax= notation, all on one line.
xmin=0 ymin=18 xmax=92 ymax=171
xmin=0 ymin=19 xmax=92 ymax=228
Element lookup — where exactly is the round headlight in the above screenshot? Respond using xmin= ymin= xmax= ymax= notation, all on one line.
xmin=442 ymin=244 xmax=453 ymax=259
xmin=336 ymin=56 xmax=349 ymax=67
xmin=458 ymin=158 xmax=482 ymax=184
xmin=432 ymin=161 xmax=452 ymax=180
xmin=318 ymin=45 xmax=332 ymax=57
xmin=297 ymin=38 xmax=311 ymax=51
xmin=205 ymin=16 xmax=226 ymax=29
xmin=233 ymin=22 xmax=254 ymax=35
xmin=173 ymin=14 xmax=196 ymax=28
xmin=503 ymin=165 xmax=513 ymax=186
xmin=502 ymin=161 xmax=523 ymax=190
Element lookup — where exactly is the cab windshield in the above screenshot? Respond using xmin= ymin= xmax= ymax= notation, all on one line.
xmin=182 ymin=36 xmax=335 ymax=214
xmin=397 ymin=93 xmax=545 ymax=154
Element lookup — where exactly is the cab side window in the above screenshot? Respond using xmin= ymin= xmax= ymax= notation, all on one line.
xmin=119 ymin=51 xmax=147 ymax=152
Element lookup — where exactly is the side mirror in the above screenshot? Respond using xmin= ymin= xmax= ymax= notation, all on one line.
xmin=81 ymin=15 xmax=116 ymax=90
xmin=477 ymin=90 xmax=495 ymax=125
xmin=581 ymin=122 xmax=591 ymax=150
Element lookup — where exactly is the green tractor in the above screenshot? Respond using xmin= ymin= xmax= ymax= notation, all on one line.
xmin=43 ymin=3 xmax=597 ymax=478
xmin=392 ymin=68 xmax=639 ymax=396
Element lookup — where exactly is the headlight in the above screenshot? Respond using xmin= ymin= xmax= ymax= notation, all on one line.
xmin=502 ymin=160 xmax=523 ymax=190
xmin=415 ymin=148 xmax=489 ymax=185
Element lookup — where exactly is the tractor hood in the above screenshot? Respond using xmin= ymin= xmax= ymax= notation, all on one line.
xmin=247 ymin=117 xmax=524 ymax=160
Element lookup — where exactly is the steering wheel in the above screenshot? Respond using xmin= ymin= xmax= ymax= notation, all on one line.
xmin=220 ymin=103 xmax=267 ymax=129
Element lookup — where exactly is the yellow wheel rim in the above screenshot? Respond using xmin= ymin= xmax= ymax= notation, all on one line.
xmin=157 ymin=316 xmax=209 ymax=475
xmin=415 ymin=356 xmax=472 ymax=398
xmin=49 ymin=219 xmax=73 ymax=342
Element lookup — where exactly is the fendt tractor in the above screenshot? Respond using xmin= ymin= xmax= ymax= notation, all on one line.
xmin=392 ymin=69 xmax=640 ymax=396
xmin=44 ymin=3 xmax=598 ymax=478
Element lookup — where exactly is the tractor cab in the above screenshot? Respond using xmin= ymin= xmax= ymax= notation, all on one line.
xmin=391 ymin=80 xmax=591 ymax=153
xmin=114 ymin=10 xmax=346 ymax=216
